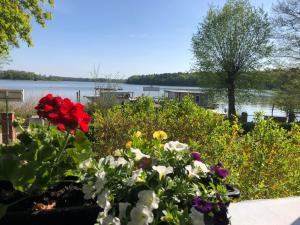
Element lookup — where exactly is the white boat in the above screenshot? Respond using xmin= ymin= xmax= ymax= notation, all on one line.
xmin=85 ymin=87 xmax=133 ymax=105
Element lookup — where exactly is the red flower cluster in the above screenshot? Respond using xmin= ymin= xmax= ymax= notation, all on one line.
xmin=35 ymin=94 xmax=91 ymax=134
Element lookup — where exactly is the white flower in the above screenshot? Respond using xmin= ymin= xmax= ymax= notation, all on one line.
xmin=164 ymin=141 xmax=188 ymax=152
xmin=114 ymin=149 xmax=123 ymax=157
xmin=190 ymin=207 xmax=205 ymax=225
xmin=127 ymin=169 xmax=143 ymax=186
xmin=105 ymin=156 xmax=116 ymax=168
xmin=185 ymin=161 xmax=209 ymax=178
xmin=115 ymin=157 xmax=128 ymax=167
xmin=101 ymin=215 xmax=121 ymax=225
xmin=131 ymin=148 xmax=150 ymax=161
xmin=82 ymin=182 xmax=94 ymax=200
xmin=128 ymin=204 xmax=154 ymax=225
xmin=185 ymin=165 xmax=199 ymax=178
xmin=137 ymin=190 xmax=160 ymax=210
xmin=79 ymin=158 xmax=93 ymax=170
xmin=152 ymin=165 xmax=173 ymax=179
xmin=98 ymin=158 xmax=106 ymax=167
xmin=97 ymin=189 xmax=111 ymax=214
xmin=119 ymin=202 xmax=131 ymax=219
xmin=193 ymin=161 xmax=209 ymax=173
xmin=95 ymin=171 xmax=107 ymax=193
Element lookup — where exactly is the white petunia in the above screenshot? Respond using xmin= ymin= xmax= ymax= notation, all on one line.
xmin=137 ymin=190 xmax=159 ymax=210
xmin=185 ymin=165 xmax=200 ymax=179
xmin=97 ymin=189 xmax=111 ymax=214
xmin=193 ymin=161 xmax=209 ymax=173
xmin=185 ymin=161 xmax=209 ymax=178
xmin=95 ymin=171 xmax=107 ymax=193
xmin=105 ymin=155 xmax=116 ymax=168
xmin=128 ymin=204 xmax=154 ymax=225
xmin=114 ymin=149 xmax=123 ymax=157
xmin=115 ymin=157 xmax=128 ymax=167
xmin=164 ymin=141 xmax=189 ymax=152
xmin=119 ymin=202 xmax=131 ymax=219
xmin=130 ymin=148 xmax=150 ymax=161
xmin=82 ymin=182 xmax=95 ymax=200
xmin=101 ymin=215 xmax=121 ymax=225
xmin=127 ymin=169 xmax=143 ymax=186
xmin=79 ymin=158 xmax=93 ymax=170
xmin=152 ymin=165 xmax=173 ymax=179
xmin=190 ymin=207 xmax=205 ymax=225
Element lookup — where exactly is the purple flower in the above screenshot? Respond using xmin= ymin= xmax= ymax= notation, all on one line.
xmin=191 ymin=152 xmax=202 ymax=162
xmin=212 ymin=162 xmax=229 ymax=178
xmin=192 ymin=196 xmax=213 ymax=213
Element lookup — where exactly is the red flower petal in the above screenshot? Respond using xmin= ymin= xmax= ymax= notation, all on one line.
xmin=57 ymin=123 xmax=66 ymax=131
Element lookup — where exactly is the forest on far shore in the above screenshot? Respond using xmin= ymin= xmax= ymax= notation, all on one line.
xmin=1 ymin=68 xmax=300 ymax=91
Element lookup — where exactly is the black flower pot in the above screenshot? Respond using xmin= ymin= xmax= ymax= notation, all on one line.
xmin=204 ymin=186 xmax=240 ymax=225
xmin=0 ymin=205 xmax=101 ymax=225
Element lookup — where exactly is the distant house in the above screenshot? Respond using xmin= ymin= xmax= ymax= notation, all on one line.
xmin=164 ymin=89 xmax=209 ymax=108
xmin=85 ymin=87 xmax=133 ymax=106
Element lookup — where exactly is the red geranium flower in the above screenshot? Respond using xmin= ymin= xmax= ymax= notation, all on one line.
xmin=35 ymin=94 xmax=91 ymax=134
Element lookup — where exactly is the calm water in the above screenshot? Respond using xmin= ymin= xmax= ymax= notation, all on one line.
xmin=0 ymin=79 xmax=287 ymax=120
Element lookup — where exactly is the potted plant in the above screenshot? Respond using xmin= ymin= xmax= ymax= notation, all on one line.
xmin=0 ymin=95 xmax=239 ymax=225
xmin=0 ymin=94 xmax=96 ymax=225
xmin=78 ymin=130 xmax=239 ymax=225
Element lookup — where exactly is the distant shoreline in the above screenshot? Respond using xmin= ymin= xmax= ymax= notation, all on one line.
xmin=0 ymin=70 xmax=124 ymax=83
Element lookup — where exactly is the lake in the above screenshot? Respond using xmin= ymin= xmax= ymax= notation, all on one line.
xmin=0 ymin=79 xmax=287 ymax=121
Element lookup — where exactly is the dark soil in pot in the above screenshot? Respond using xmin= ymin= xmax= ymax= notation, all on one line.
xmin=0 ymin=180 xmax=101 ymax=225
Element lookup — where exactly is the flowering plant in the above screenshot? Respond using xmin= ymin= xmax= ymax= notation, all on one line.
xmin=0 ymin=95 xmax=93 ymax=219
xmin=80 ymin=131 xmax=236 ymax=225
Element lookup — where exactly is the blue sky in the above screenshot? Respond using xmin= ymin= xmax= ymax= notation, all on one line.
xmin=5 ymin=0 xmax=276 ymax=78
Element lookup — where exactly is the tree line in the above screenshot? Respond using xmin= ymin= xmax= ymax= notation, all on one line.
xmin=0 ymin=70 xmax=124 ymax=83
xmin=126 ymin=68 xmax=300 ymax=90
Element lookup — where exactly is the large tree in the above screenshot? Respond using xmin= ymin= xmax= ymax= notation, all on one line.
xmin=273 ymin=0 xmax=300 ymax=66
xmin=0 ymin=0 xmax=54 ymax=55
xmin=192 ymin=0 xmax=272 ymax=118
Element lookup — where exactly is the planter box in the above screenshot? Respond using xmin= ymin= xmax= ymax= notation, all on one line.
xmin=0 ymin=205 xmax=101 ymax=225
xmin=0 ymin=187 xmax=240 ymax=225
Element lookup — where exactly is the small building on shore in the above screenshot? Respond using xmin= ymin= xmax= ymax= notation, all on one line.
xmin=85 ymin=87 xmax=134 ymax=106
xmin=164 ymin=89 xmax=209 ymax=108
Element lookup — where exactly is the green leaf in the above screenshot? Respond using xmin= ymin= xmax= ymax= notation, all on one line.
xmin=0 ymin=204 xmax=8 ymax=220
xmin=0 ymin=153 xmax=19 ymax=181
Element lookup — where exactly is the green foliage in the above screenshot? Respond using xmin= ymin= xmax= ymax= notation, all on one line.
xmin=192 ymin=0 xmax=272 ymax=72
xmin=0 ymin=0 xmax=54 ymax=54
xmin=91 ymin=96 xmax=228 ymax=156
xmin=272 ymin=0 xmax=300 ymax=66
xmin=192 ymin=0 xmax=272 ymax=116
xmin=272 ymin=68 xmax=300 ymax=121
xmin=0 ymin=125 xmax=93 ymax=194
xmin=91 ymin=97 xmax=300 ymax=200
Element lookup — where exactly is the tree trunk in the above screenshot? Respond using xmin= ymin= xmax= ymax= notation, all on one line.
xmin=227 ymin=73 xmax=236 ymax=120
xmin=288 ymin=112 xmax=296 ymax=123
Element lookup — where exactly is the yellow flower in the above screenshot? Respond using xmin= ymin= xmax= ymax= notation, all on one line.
xmin=134 ymin=131 xmax=142 ymax=138
xmin=153 ymin=131 xmax=168 ymax=140
xmin=126 ymin=141 xmax=132 ymax=149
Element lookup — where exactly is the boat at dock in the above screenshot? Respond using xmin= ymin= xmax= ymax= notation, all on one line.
xmin=84 ymin=86 xmax=133 ymax=105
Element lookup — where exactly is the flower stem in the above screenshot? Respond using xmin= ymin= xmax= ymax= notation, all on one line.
xmin=56 ymin=132 xmax=71 ymax=163
xmin=50 ymin=132 xmax=71 ymax=178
